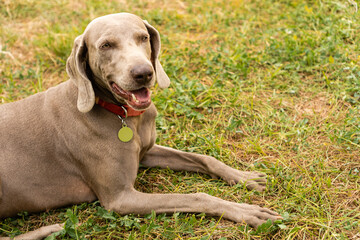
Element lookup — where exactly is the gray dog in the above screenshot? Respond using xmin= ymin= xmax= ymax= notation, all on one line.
xmin=0 ymin=13 xmax=281 ymax=239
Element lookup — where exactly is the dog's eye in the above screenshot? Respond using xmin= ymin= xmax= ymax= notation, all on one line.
xmin=100 ymin=42 xmax=111 ymax=49
xmin=141 ymin=35 xmax=149 ymax=42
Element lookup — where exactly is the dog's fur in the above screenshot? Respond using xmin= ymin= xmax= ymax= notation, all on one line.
xmin=0 ymin=13 xmax=281 ymax=239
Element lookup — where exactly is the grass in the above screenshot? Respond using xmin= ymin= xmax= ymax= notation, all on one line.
xmin=0 ymin=0 xmax=359 ymax=239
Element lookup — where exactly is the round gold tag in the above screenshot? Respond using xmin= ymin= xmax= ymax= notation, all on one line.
xmin=118 ymin=126 xmax=133 ymax=142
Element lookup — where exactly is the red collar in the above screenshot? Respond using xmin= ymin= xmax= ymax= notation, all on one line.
xmin=95 ymin=97 xmax=145 ymax=117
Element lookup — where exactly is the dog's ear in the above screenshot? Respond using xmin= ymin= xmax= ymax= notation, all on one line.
xmin=143 ymin=20 xmax=170 ymax=89
xmin=66 ymin=34 xmax=95 ymax=113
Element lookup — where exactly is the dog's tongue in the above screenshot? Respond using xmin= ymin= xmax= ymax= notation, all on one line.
xmin=130 ymin=88 xmax=150 ymax=102
xmin=128 ymin=87 xmax=152 ymax=109
xmin=111 ymin=83 xmax=151 ymax=110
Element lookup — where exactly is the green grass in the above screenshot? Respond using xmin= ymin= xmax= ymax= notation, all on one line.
xmin=1 ymin=0 xmax=359 ymax=239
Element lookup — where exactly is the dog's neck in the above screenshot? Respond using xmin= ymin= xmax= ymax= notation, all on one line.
xmin=95 ymin=97 xmax=145 ymax=117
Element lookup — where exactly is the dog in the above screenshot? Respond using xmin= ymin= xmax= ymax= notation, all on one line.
xmin=0 ymin=13 xmax=281 ymax=239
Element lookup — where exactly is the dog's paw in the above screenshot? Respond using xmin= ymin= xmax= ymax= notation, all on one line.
xmin=231 ymin=203 xmax=282 ymax=228
xmin=223 ymin=170 xmax=267 ymax=191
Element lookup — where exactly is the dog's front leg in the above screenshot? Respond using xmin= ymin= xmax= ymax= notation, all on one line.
xmin=88 ymin=150 xmax=280 ymax=228
xmin=106 ymin=188 xmax=281 ymax=228
xmin=141 ymin=144 xmax=267 ymax=191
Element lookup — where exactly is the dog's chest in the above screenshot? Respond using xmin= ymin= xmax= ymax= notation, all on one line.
xmin=95 ymin=103 xmax=157 ymax=153
xmin=134 ymin=104 xmax=157 ymax=155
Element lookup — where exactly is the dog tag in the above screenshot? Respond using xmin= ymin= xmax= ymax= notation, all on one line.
xmin=118 ymin=125 xmax=133 ymax=142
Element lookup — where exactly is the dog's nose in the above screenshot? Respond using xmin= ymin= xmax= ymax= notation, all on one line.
xmin=130 ymin=65 xmax=153 ymax=84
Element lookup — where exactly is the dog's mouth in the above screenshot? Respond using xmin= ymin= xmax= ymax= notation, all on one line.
xmin=111 ymin=82 xmax=151 ymax=110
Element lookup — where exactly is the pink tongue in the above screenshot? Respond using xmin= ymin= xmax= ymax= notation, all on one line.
xmin=130 ymin=88 xmax=150 ymax=102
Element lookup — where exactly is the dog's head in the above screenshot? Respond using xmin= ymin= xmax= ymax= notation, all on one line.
xmin=66 ymin=13 xmax=170 ymax=112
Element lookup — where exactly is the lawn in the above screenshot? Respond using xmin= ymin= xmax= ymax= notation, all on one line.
xmin=0 ymin=0 xmax=359 ymax=239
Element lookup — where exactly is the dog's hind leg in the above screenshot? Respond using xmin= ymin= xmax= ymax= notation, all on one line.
xmin=0 ymin=224 xmax=64 ymax=240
